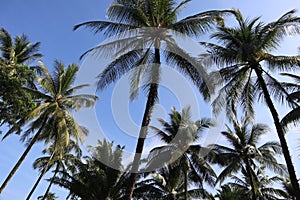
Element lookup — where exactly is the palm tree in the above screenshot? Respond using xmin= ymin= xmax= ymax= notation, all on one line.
xmin=0 ymin=28 xmax=42 ymax=128
xmin=74 ymin=1 xmax=231 ymax=198
xmin=201 ymin=9 xmax=300 ymax=198
xmin=147 ymin=106 xmax=215 ymax=200
xmin=134 ymin=165 xmax=214 ymax=199
xmin=0 ymin=61 xmax=97 ymax=193
xmin=53 ymin=139 xmax=128 ymax=200
xmin=209 ymin=116 xmax=287 ymax=200
xmin=282 ymin=177 xmax=298 ymax=200
xmin=0 ymin=27 xmax=42 ymax=66
xmin=26 ymin=140 xmax=82 ymax=200
xmin=37 ymin=192 xmax=57 ymax=200
xmin=214 ymin=184 xmax=244 ymax=200
xmin=228 ymin=166 xmax=288 ymax=200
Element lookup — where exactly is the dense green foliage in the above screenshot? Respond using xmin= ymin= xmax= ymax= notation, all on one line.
xmin=0 ymin=28 xmax=41 ymax=130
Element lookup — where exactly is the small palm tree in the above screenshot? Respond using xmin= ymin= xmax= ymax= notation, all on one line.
xmin=215 ymin=184 xmax=244 ymax=200
xmin=209 ymin=116 xmax=287 ymax=200
xmin=53 ymin=139 xmax=127 ymax=200
xmin=0 ymin=27 xmax=42 ymax=65
xmin=0 ymin=61 xmax=97 ymax=193
xmin=147 ymin=106 xmax=215 ymax=200
xmin=134 ymin=165 xmax=213 ymax=200
xmin=26 ymin=140 xmax=82 ymax=200
xmin=228 ymin=167 xmax=288 ymax=200
xmin=74 ymin=1 xmax=231 ymax=198
xmin=202 ymin=9 xmax=300 ymax=198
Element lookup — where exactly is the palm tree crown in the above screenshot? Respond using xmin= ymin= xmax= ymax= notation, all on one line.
xmin=147 ymin=106 xmax=215 ymax=199
xmin=209 ymin=116 xmax=287 ymax=199
xmin=74 ymin=1 xmax=230 ymax=198
xmin=0 ymin=61 xmax=97 ymax=193
xmin=202 ymin=9 xmax=300 ymax=198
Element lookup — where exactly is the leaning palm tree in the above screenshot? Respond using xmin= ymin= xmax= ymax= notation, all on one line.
xmin=0 ymin=61 xmax=97 ymax=193
xmin=74 ymin=1 xmax=231 ymax=198
xmin=147 ymin=106 xmax=215 ymax=200
xmin=209 ymin=116 xmax=287 ymax=200
xmin=202 ymin=9 xmax=300 ymax=198
xmin=0 ymin=28 xmax=42 ymax=128
xmin=26 ymin=140 xmax=82 ymax=200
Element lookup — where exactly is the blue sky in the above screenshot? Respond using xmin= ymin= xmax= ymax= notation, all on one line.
xmin=1 ymin=0 xmax=300 ymax=199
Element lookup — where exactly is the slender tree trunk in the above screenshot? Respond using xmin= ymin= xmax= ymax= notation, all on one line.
xmin=26 ymin=150 xmax=56 ymax=200
xmin=125 ymin=48 xmax=160 ymax=199
xmin=26 ymin=169 xmax=46 ymax=200
xmin=255 ymin=68 xmax=300 ymax=200
xmin=244 ymin=159 xmax=256 ymax=200
xmin=42 ymin=163 xmax=60 ymax=200
xmin=0 ymin=121 xmax=46 ymax=194
xmin=184 ymin=167 xmax=188 ymax=200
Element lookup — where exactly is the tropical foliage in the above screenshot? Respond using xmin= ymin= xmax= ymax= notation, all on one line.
xmin=0 ymin=28 xmax=41 ymax=129
xmin=202 ymin=9 xmax=300 ymax=197
xmin=2 ymin=2 xmax=300 ymax=200
xmin=0 ymin=61 xmax=97 ymax=193
xmin=74 ymin=0 xmax=230 ymax=197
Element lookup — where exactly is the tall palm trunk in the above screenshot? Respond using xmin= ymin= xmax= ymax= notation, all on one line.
xmin=42 ymin=162 xmax=60 ymax=200
xmin=26 ymin=150 xmax=56 ymax=200
xmin=184 ymin=167 xmax=188 ymax=200
xmin=0 ymin=120 xmax=46 ymax=194
xmin=125 ymin=48 xmax=160 ymax=199
xmin=255 ymin=68 xmax=300 ymax=199
xmin=244 ymin=158 xmax=256 ymax=200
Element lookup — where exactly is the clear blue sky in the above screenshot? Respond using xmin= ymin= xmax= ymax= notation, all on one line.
xmin=1 ymin=0 xmax=300 ymax=199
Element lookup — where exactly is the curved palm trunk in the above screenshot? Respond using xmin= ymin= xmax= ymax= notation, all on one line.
xmin=0 ymin=121 xmax=46 ymax=194
xmin=125 ymin=48 xmax=160 ymax=199
xmin=42 ymin=162 xmax=60 ymax=200
xmin=255 ymin=68 xmax=300 ymax=200
xmin=26 ymin=150 xmax=56 ymax=200
xmin=244 ymin=159 xmax=256 ymax=200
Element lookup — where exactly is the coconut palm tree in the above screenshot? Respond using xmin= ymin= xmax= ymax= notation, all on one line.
xmin=0 ymin=61 xmax=97 ymax=193
xmin=0 ymin=28 xmax=42 ymax=128
xmin=0 ymin=27 xmax=42 ymax=65
xmin=26 ymin=140 xmax=82 ymax=200
xmin=282 ymin=177 xmax=298 ymax=200
xmin=209 ymin=116 xmax=287 ymax=200
xmin=52 ymin=139 xmax=128 ymax=200
xmin=74 ymin=1 xmax=231 ymax=198
xmin=133 ymin=165 xmax=214 ymax=200
xmin=201 ymin=9 xmax=300 ymax=198
xmin=228 ymin=166 xmax=288 ymax=200
xmin=147 ymin=106 xmax=215 ymax=200
xmin=214 ymin=184 xmax=244 ymax=200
